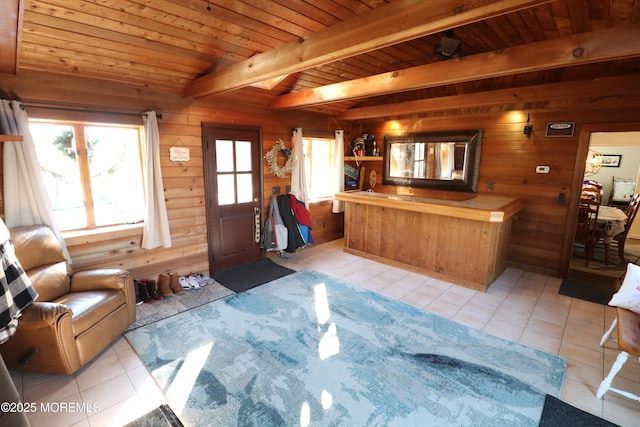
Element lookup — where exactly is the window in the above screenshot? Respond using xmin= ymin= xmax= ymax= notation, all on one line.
xmin=302 ymin=137 xmax=336 ymax=202
xmin=29 ymin=121 xmax=145 ymax=231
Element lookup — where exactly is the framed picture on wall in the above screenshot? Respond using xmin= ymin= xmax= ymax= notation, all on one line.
xmin=602 ymin=155 xmax=622 ymax=167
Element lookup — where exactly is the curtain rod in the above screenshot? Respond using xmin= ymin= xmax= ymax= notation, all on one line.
xmin=20 ymin=104 xmax=162 ymax=119
xmin=293 ymin=128 xmax=350 ymax=134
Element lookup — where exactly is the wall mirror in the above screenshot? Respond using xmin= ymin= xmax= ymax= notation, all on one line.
xmin=383 ymin=130 xmax=483 ymax=192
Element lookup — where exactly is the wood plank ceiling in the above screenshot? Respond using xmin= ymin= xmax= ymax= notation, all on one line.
xmin=1 ymin=0 xmax=639 ymax=119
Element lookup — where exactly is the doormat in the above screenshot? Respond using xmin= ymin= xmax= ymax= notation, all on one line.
xmin=214 ymin=258 xmax=295 ymax=293
xmin=538 ymin=394 xmax=619 ymax=426
xmin=559 ymin=270 xmax=621 ymax=305
xmin=124 ymin=404 xmax=184 ymax=427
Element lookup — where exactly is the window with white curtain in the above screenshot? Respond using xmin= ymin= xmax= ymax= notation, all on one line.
xmin=29 ymin=120 xmax=145 ymax=231
xmin=302 ymin=136 xmax=336 ymax=202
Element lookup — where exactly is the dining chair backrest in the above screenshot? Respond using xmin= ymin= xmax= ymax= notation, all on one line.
xmin=609 ymin=177 xmax=637 ymax=204
xmin=576 ymin=198 xmax=600 ymax=241
xmin=608 ymin=194 xmax=640 ymax=263
xmin=624 ymin=194 xmax=640 ymax=231
xmin=575 ymin=198 xmax=601 ymax=266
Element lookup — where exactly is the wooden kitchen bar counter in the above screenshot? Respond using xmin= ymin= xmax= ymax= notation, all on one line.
xmin=335 ymin=191 xmax=524 ymax=291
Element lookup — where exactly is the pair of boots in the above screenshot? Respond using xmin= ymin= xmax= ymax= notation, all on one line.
xmin=157 ymin=272 xmax=185 ymax=297
xmin=136 ymin=279 xmax=163 ymax=304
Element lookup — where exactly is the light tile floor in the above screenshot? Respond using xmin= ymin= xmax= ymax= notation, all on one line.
xmin=10 ymin=239 xmax=640 ymax=426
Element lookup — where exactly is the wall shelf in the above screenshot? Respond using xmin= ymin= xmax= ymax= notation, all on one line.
xmin=0 ymin=134 xmax=23 ymax=142
xmin=344 ymin=156 xmax=382 ymax=161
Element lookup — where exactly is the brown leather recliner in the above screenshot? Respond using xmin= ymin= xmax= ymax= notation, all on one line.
xmin=0 ymin=225 xmax=136 ymax=375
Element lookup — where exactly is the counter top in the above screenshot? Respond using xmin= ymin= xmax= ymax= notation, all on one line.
xmin=335 ymin=191 xmax=524 ymax=222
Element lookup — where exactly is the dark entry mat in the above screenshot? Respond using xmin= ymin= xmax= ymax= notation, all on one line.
xmin=124 ymin=404 xmax=184 ymax=427
xmin=538 ymin=394 xmax=619 ymax=427
xmin=559 ymin=270 xmax=620 ymax=305
xmin=215 ymin=258 xmax=295 ymax=293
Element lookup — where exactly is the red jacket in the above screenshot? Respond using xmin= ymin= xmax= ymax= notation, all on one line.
xmin=290 ymin=195 xmax=312 ymax=227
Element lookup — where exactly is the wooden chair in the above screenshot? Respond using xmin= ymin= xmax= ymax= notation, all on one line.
xmin=611 ymin=194 xmax=640 ymax=263
xmin=574 ymin=198 xmax=600 ymax=267
xmin=597 ymin=307 xmax=640 ymax=401
xmin=608 ymin=177 xmax=637 ymax=210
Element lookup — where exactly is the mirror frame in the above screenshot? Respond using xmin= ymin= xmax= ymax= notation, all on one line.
xmin=382 ymin=129 xmax=483 ymax=193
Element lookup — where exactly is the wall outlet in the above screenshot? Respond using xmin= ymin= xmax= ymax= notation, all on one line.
xmin=536 ymin=166 xmax=550 ymax=173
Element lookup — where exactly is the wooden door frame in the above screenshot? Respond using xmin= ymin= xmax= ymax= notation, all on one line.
xmin=201 ymin=123 xmax=264 ymax=273
xmin=560 ymin=121 xmax=640 ymax=278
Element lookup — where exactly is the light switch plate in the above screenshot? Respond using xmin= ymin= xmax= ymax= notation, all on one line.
xmin=536 ymin=166 xmax=550 ymax=173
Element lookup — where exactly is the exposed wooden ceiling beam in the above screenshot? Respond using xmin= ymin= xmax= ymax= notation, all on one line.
xmin=184 ymin=0 xmax=553 ymax=99
xmin=272 ymin=26 xmax=640 ymax=110
xmin=340 ymin=74 xmax=640 ymax=119
xmin=0 ymin=0 xmax=23 ymax=75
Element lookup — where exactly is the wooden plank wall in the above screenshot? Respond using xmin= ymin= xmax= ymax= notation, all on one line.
xmin=351 ymin=109 xmax=640 ymax=277
xmin=0 ymin=76 xmax=347 ymax=281
xmin=3 ymin=71 xmax=639 ymax=280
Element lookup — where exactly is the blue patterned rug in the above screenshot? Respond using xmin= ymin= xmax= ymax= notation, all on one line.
xmin=125 ymin=270 xmax=567 ymax=426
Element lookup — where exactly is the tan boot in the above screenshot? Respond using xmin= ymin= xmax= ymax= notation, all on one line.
xmin=158 ymin=273 xmax=173 ymax=297
xmin=168 ymin=272 xmax=185 ymax=295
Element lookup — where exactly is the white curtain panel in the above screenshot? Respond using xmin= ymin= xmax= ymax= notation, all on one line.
xmin=0 ymin=99 xmax=70 ymax=259
xmin=141 ymin=111 xmax=172 ymax=249
xmin=290 ymin=127 xmax=309 ymax=208
xmin=332 ymin=130 xmax=345 ymax=213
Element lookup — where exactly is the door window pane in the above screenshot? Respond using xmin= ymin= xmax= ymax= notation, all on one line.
xmin=236 ymin=173 xmax=253 ymax=203
xmin=85 ymin=127 xmax=145 ymax=226
xmin=217 ymin=174 xmax=235 ymax=205
xmin=235 ymin=140 xmax=252 ymax=172
xmin=30 ymin=123 xmax=87 ymax=230
xmin=216 ymin=140 xmax=234 ymax=172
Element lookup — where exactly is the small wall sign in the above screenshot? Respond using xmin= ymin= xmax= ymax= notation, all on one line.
xmin=169 ymin=146 xmax=190 ymax=162
xmin=545 ymin=122 xmax=575 ymax=137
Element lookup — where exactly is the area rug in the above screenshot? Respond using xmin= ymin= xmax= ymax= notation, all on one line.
xmin=571 ymin=242 xmax=640 ymax=278
xmin=124 ymin=404 xmax=184 ymax=427
xmin=538 ymin=394 xmax=619 ymax=427
xmin=126 ymin=269 xmax=567 ymax=427
xmin=214 ymin=257 xmax=295 ymax=292
xmin=559 ymin=270 xmax=621 ymax=306
xmin=126 ymin=281 xmax=234 ymax=331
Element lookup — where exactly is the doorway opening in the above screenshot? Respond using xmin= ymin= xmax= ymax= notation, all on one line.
xmin=565 ymin=130 xmax=640 ymax=303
